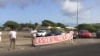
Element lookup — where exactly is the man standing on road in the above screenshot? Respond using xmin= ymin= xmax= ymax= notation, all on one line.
xmin=30 ymin=28 xmax=37 ymax=47
xmin=0 ymin=31 xmax=2 ymax=43
xmin=9 ymin=28 xmax=17 ymax=50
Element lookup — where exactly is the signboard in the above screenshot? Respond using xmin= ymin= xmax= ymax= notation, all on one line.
xmin=34 ymin=32 xmax=73 ymax=45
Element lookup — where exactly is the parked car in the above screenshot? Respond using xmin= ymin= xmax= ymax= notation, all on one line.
xmin=36 ymin=30 xmax=47 ymax=37
xmin=78 ymin=30 xmax=92 ymax=38
xmin=46 ymin=31 xmax=61 ymax=36
xmin=96 ymin=30 xmax=100 ymax=38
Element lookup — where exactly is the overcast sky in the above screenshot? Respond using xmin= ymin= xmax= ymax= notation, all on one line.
xmin=0 ymin=0 xmax=100 ymax=26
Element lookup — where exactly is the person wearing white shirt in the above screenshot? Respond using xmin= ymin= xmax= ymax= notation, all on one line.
xmin=30 ymin=28 xmax=37 ymax=47
xmin=9 ymin=29 xmax=17 ymax=49
xmin=69 ymin=30 xmax=74 ymax=44
xmin=0 ymin=31 xmax=2 ymax=42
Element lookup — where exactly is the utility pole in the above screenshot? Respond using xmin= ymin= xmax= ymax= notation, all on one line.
xmin=76 ymin=0 xmax=79 ymax=27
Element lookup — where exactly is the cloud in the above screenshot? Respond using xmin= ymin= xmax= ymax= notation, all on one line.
xmin=56 ymin=0 xmax=90 ymax=19
xmin=0 ymin=0 xmax=8 ymax=8
xmin=61 ymin=0 xmax=81 ymax=15
xmin=0 ymin=0 xmax=37 ymax=8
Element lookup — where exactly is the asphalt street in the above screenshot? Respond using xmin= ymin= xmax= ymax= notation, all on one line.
xmin=0 ymin=42 xmax=100 ymax=56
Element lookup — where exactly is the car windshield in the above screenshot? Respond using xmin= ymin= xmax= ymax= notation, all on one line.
xmin=38 ymin=30 xmax=46 ymax=33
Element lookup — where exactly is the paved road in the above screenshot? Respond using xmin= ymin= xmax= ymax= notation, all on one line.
xmin=0 ymin=41 xmax=100 ymax=56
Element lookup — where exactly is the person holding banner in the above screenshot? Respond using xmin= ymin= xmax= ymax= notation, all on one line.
xmin=30 ymin=28 xmax=37 ymax=47
xmin=69 ymin=29 xmax=74 ymax=44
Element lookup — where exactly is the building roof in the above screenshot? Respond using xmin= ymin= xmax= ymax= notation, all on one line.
xmin=66 ymin=27 xmax=76 ymax=29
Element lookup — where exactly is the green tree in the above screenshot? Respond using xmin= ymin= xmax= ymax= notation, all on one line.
xmin=41 ymin=20 xmax=56 ymax=27
xmin=24 ymin=23 xmax=35 ymax=28
xmin=77 ymin=24 xmax=96 ymax=32
xmin=56 ymin=23 xmax=66 ymax=28
xmin=19 ymin=23 xmax=39 ymax=30
xmin=93 ymin=25 xmax=100 ymax=31
xmin=3 ymin=21 xmax=20 ymax=29
xmin=34 ymin=23 xmax=39 ymax=28
xmin=20 ymin=23 xmax=25 ymax=28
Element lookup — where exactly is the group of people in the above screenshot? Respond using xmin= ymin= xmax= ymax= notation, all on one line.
xmin=0 ymin=28 xmax=37 ymax=50
xmin=0 ymin=28 xmax=74 ymax=50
